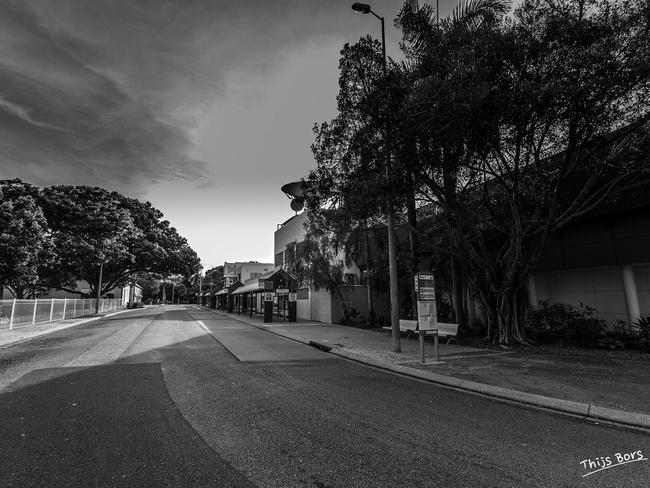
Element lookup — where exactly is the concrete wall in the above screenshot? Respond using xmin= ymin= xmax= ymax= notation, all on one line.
xmin=533 ymin=264 xmax=650 ymax=325
xmin=534 ymin=267 xmax=627 ymax=324
xmin=530 ymin=208 xmax=650 ymax=325
xmin=274 ymin=212 xmax=307 ymax=262
xmin=310 ymin=288 xmax=332 ymax=323
xmin=297 ymin=295 xmax=311 ymax=321
xmin=536 ymin=209 xmax=650 ymax=271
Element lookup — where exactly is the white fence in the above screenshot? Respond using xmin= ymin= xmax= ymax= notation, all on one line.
xmin=0 ymin=298 xmax=123 ymax=331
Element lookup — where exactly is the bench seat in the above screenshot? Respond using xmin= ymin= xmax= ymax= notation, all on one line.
xmin=383 ymin=320 xmax=459 ymax=343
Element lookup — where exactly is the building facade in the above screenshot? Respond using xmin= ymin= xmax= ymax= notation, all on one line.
xmin=274 ymin=209 xmax=378 ymax=324
xmin=528 ymin=204 xmax=650 ymax=327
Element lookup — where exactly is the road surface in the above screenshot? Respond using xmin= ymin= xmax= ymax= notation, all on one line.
xmin=0 ymin=305 xmax=647 ymax=487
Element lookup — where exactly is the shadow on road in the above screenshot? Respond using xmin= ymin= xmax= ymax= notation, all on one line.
xmin=0 ymin=362 xmax=255 ymax=488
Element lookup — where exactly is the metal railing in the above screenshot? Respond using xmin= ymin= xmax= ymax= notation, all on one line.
xmin=0 ymin=298 xmax=123 ymax=331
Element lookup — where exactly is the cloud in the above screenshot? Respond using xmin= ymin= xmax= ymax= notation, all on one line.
xmin=0 ymin=0 xmax=403 ymax=193
xmin=0 ymin=95 xmax=63 ymax=130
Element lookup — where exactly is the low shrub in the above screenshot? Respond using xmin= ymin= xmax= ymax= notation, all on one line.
xmin=340 ymin=307 xmax=379 ymax=329
xmin=525 ymin=301 xmax=606 ymax=345
xmin=602 ymin=317 xmax=650 ymax=351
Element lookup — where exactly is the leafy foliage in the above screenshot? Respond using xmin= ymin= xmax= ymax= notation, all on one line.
xmin=395 ymin=0 xmax=650 ymax=344
xmin=602 ymin=317 xmax=650 ymax=351
xmin=308 ymin=0 xmax=650 ymax=345
xmin=0 ymin=179 xmax=201 ymax=297
xmin=135 ymin=273 xmax=161 ymax=302
xmin=204 ymin=266 xmax=224 ymax=288
xmin=525 ymin=301 xmax=606 ymax=344
xmin=0 ymin=180 xmax=54 ymax=298
xmin=284 ymin=238 xmax=344 ymax=295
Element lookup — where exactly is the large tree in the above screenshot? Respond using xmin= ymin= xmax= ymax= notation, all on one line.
xmin=397 ymin=0 xmax=650 ymax=343
xmin=306 ymin=36 xmax=415 ymax=314
xmin=38 ymin=185 xmax=201 ymax=296
xmin=203 ymin=265 xmax=224 ymax=290
xmin=0 ymin=180 xmax=54 ymax=298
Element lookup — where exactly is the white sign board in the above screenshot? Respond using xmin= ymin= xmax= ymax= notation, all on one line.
xmin=288 ymin=293 xmax=297 ymax=302
xmin=264 ymin=292 xmax=274 ymax=302
xmin=417 ymin=301 xmax=438 ymax=331
xmin=276 ymin=288 xmax=289 ymax=294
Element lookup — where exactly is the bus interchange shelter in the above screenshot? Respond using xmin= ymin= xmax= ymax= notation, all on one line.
xmin=230 ymin=267 xmax=297 ymax=322
xmin=214 ymin=281 xmax=242 ymax=311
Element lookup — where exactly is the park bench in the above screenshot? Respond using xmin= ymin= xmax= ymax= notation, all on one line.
xmin=383 ymin=320 xmax=459 ymax=344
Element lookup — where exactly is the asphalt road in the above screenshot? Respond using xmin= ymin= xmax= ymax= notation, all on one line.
xmin=0 ymin=305 xmax=647 ymax=487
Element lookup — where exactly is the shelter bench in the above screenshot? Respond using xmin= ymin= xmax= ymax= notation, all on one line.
xmin=383 ymin=320 xmax=459 ymax=344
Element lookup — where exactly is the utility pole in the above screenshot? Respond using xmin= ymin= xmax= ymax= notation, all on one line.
xmin=352 ymin=3 xmax=401 ymax=352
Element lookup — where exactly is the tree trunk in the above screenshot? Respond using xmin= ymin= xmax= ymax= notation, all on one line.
xmin=488 ymin=284 xmax=529 ymax=345
xmin=448 ymin=227 xmax=465 ymax=326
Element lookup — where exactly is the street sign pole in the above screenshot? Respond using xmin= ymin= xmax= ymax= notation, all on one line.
xmin=414 ymin=272 xmax=438 ymax=364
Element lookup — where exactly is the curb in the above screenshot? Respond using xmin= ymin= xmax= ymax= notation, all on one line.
xmin=204 ymin=307 xmax=650 ymax=430
xmin=0 ymin=308 xmax=135 ymax=350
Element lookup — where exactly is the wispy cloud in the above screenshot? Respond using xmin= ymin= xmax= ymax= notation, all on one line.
xmin=0 ymin=0 xmax=403 ymax=193
xmin=0 ymin=95 xmax=62 ymax=130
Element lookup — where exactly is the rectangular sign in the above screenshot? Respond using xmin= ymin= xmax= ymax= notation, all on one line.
xmin=419 ymin=287 xmax=435 ymax=301
xmin=276 ymin=288 xmax=289 ymax=294
xmin=288 ymin=293 xmax=297 ymax=302
xmin=417 ymin=301 xmax=438 ymax=331
xmin=414 ymin=273 xmax=435 ymax=300
xmin=264 ymin=292 xmax=274 ymax=302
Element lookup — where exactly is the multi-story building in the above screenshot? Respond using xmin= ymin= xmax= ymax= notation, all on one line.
xmin=223 ymin=261 xmax=274 ymax=287
xmin=274 ymin=181 xmax=380 ymax=324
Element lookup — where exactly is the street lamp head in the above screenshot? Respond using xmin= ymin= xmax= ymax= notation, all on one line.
xmin=351 ymin=2 xmax=372 ymax=14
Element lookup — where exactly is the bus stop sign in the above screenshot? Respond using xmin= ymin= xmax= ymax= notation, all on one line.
xmin=414 ymin=272 xmax=437 ymax=331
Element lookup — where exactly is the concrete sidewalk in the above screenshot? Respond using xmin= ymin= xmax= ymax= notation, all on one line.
xmin=0 ymin=308 xmax=134 ymax=350
xmin=208 ymin=308 xmax=650 ymax=430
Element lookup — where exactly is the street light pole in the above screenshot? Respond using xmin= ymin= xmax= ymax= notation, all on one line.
xmin=352 ymin=2 xmax=401 ymax=352
xmin=95 ymin=259 xmax=104 ymax=314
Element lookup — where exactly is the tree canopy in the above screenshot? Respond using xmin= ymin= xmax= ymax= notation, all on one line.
xmin=0 ymin=180 xmax=53 ymax=298
xmin=304 ymin=0 xmax=650 ymax=343
xmin=0 ymin=180 xmax=202 ymax=298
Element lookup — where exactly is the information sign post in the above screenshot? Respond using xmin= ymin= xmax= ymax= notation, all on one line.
xmin=414 ymin=272 xmax=438 ymax=363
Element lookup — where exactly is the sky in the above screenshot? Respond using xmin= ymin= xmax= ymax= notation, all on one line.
xmin=0 ymin=0 xmax=459 ymax=271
